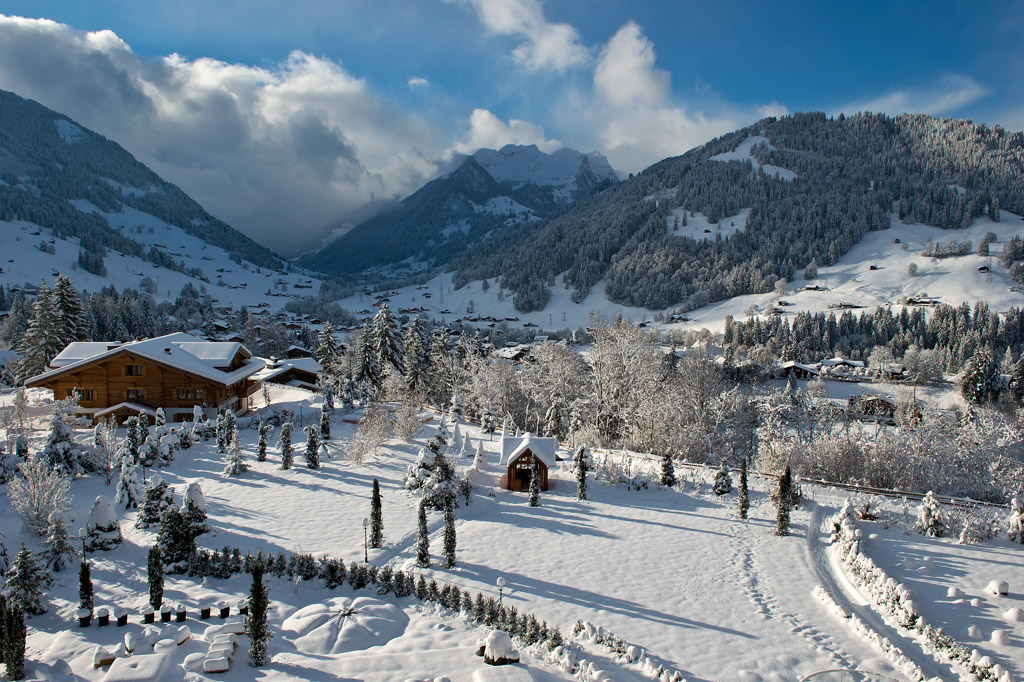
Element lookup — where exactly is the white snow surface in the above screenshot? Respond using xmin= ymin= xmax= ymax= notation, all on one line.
xmin=11 ymin=385 xmax=999 ymax=681
xmin=710 ymin=135 xmax=797 ymax=180
xmin=666 ymin=207 xmax=749 ymax=242
xmin=54 ymin=119 xmax=86 ymax=144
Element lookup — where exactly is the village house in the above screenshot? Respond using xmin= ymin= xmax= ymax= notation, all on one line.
xmin=25 ymin=332 xmax=264 ymax=424
xmin=254 ymin=357 xmax=322 ymax=392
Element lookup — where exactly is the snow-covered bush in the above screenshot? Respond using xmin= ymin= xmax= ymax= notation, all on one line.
xmin=8 ymin=457 xmax=71 ymax=535
xmin=1008 ymin=495 xmax=1024 ymax=544
xmin=223 ymin=432 xmax=249 ymax=477
xmin=404 ymin=425 xmax=457 ymax=509
xmin=4 ymin=543 xmax=50 ymax=615
xmin=181 ymin=482 xmax=210 ymax=540
xmin=350 ymin=404 xmax=388 ymax=462
xmin=712 ymin=460 xmax=732 ymax=495
xmin=41 ymin=396 xmax=93 ymax=478
xmin=113 ymin=456 xmax=143 ymax=509
xmin=85 ymin=496 xmax=123 ymax=551
xmin=136 ymin=474 xmax=175 ymax=529
xmin=915 ymin=491 xmax=947 ymax=537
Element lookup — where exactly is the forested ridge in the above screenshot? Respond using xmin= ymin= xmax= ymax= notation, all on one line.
xmin=0 ymin=90 xmax=282 ymax=272
xmin=452 ymin=112 xmax=1024 ymax=312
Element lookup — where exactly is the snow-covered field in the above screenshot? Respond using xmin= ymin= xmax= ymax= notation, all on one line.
xmin=3 ymin=386 xmax=1020 ymax=680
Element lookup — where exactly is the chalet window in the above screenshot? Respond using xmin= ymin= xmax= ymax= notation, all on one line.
xmin=177 ymin=388 xmax=204 ymax=401
xmin=79 ymin=388 xmax=95 ymax=401
xmin=126 ymin=388 xmax=145 ymax=401
xmin=124 ymin=364 xmax=145 ymax=376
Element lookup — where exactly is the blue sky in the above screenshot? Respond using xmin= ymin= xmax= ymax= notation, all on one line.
xmin=0 ymin=0 xmax=1021 ymax=248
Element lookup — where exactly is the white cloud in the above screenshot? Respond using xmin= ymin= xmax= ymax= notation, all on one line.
xmin=407 ymin=76 xmax=430 ymax=88
xmin=454 ymin=0 xmax=589 ymax=71
xmin=842 ymin=74 xmax=990 ymax=117
xmin=757 ymin=100 xmax=789 ymax=118
xmin=0 ymin=15 xmax=448 ymax=251
xmin=452 ymin=108 xmax=561 ymax=154
xmin=590 ymin=21 xmax=737 ymax=173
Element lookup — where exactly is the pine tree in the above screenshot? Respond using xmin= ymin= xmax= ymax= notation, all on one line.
xmin=4 ymin=603 xmax=25 ymax=680
xmin=372 ymin=303 xmax=404 ymax=378
xmin=158 ymin=507 xmax=195 ymax=572
xmin=528 ymin=454 xmax=540 ymax=507
xmin=53 ymin=274 xmax=89 ymax=346
xmin=443 ymin=501 xmax=457 ymax=569
xmin=78 ymin=560 xmax=93 ymax=617
xmin=223 ymin=431 xmax=249 ymax=476
xmin=114 ymin=456 xmax=143 ymax=509
xmin=41 ymin=399 xmax=80 ymax=478
xmin=319 ymin=406 xmax=331 ymax=440
xmin=247 ymin=559 xmax=271 ymax=667
xmin=147 ymin=545 xmax=164 ymax=610
xmin=256 ymin=420 xmax=271 ymax=462
xmin=369 ymin=479 xmax=384 ymax=548
xmin=181 ymin=482 xmax=210 ymax=541
xmin=660 ymin=452 xmax=676 ymax=488
xmin=738 ymin=458 xmax=749 ymax=520
xmin=4 ymin=544 xmax=49 ymax=615
xmin=215 ymin=411 xmax=228 ymax=453
xmin=42 ymin=512 xmax=76 ymax=573
xmin=315 ymin=322 xmax=342 ymax=373
xmin=574 ymin=445 xmax=588 ymax=500
xmin=959 ymin=346 xmax=1002 ymax=403
xmin=15 ymin=281 xmax=63 ymax=382
xmin=403 ymin=316 xmax=427 ymax=391
xmin=303 ymin=424 xmax=321 ymax=469
xmin=353 ymin=321 xmax=381 ymax=392
xmin=775 ymin=465 xmax=792 ymax=537
xmin=415 ymin=498 xmax=430 ymax=568
xmin=279 ymin=420 xmax=293 ymax=470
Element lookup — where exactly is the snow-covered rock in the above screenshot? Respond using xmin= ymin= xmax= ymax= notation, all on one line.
xmin=986 ymin=580 xmax=1009 ymax=597
xmin=475 ymin=629 xmax=520 ymax=666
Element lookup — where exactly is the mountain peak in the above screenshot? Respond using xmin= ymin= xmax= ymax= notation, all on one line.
xmin=471 ymin=144 xmax=618 ymax=189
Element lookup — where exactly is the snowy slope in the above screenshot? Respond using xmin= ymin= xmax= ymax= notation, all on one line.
xmin=710 ymin=134 xmax=797 ymax=181
xmin=473 ymin=144 xmax=618 ymax=196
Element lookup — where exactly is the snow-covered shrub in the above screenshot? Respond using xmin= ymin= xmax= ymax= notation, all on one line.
xmin=712 ymin=460 xmax=732 ymax=495
xmin=41 ymin=397 xmax=92 ymax=478
xmin=85 ymin=496 xmax=123 ymax=551
xmin=42 ymin=511 xmax=76 ymax=572
xmin=181 ymin=482 xmax=210 ymax=540
xmin=350 ymin=404 xmax=388 ymax=462
xmin=4 ymin=543 xmax=51 ymax=615
xmin=915 ymin=491 xmax=947 ymax=537
xmin=136 ymin=474 xmax=175 ymax=529
xmin=405 ymin=425 xmax=457 ymax=509
xmin=8 ymin=458 xmax=71 ymax=535
xmin=113 ymin=456 xmax=143 ymax=509
xmin=1008 ymin=495 xmax=1024 ymax=544
xmin=0 ymin=443 xmax=18 ymax=484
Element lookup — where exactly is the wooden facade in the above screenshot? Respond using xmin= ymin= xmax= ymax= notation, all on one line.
xmin=506 ymin=450 xmax=549 ymax=492
xmin=27 ymin=336 xmax=263 ymax=424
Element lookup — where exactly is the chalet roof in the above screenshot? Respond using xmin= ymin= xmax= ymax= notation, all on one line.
xmin=256 ymin=357 xmax=323 ymax=383
xmin=821 ymin=357 xmax=865 ymax=368
xmin=94 ymin=402 xmax=158 ymax=418
xmin=27 ymin=332 xmax=264 ymax=388
xmin=499 ymin=432 xmax=557 ymax=468
xmin=778 ymin=360 xmax=820 ymax=375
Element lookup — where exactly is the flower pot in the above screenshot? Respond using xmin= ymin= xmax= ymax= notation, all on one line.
xmin=160 ymin=605 xmax=173 ymax=623
xmin=78 ymin=608 xmax=92 ymax=628
xmin=200 ymin=604 xmax=211 ymax=620
xmin=97 ymin=607 xmax=109 ymax=627
xmin=236 ymin=599 xmax=248 ymax=616
xmin=218 ymin=601 xmax=230 ymax=619
xmin=142 ymin=605 xmax=155 ymax=624
xmin=115 ymin=608 xmax=128 ymax=627
xmin=175 ymin=605 xmax=187 ymax=623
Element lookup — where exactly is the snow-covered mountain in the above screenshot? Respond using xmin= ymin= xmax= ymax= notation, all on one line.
xmin=0 ymin=89 xmax=320 ymax=309
xmin=297 ymin=145 xmax=618 ymax=278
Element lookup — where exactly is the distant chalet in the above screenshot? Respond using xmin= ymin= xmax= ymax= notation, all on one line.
xmin=26 ymin=332 xmax=264 ymax=424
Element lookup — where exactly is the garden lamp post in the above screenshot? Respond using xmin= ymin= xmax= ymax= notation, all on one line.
xmin=496 ymin=576 xmax=505 ymax=607
xmin=79 ymin=527 xmax=88 ymax=559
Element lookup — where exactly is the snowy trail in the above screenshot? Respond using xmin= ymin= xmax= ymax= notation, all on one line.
xmin=806 ymin=503 xmax=952 ymax=680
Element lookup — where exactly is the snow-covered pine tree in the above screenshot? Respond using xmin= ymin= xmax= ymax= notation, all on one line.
xmin=574 ymin=444 xmax=589 ymax=500
xmin=147 ymin=545 xmax=163 ymax=610
xmin=915 ymin=491 xmax=947 ymax=537
xmin=713 ymin=460 xmax=733 ymax=495
xmin=1009 ymin=495 xmax=1024 ymax=544
xmin=959 ymin=346 xmax=1002 ymax=403
xmin=215 ymin=412 xmax=228 ymax=453
xmin=279 ymin=420 xmax=294 ymax=470
xmin=415 ymin=497 xmax=430 ymax=568
xmin=4 ymin=602 xmax=25 ymax=680
xmin=247 ymin=558 xmax=270 ymax=667
xmin=303 ymin=424 xmax=321 ymax=469
xmin=85 ymin=496 xmax=123 ymax=551
xmin=443 ymin=501 xmax=457 ymax=569
xmin=52 ymin=274 xmax=88 ymax=346
xmin=181 ymin=482 xmax=210 ymax=540
xmin=369 ymin=478 xmax=384 ymax=548
xmin=529 ymin=454 xmax=540 ymax=507
xmin=319 ymin=406 xmax=331 ymax=440
xmin=154 ymin=407 xmax=166 ymax=428
xmin=7 ymin=457 xmax=71 ymax=535
xmin=120 ymin=416 xmax=142 ymax=465
xmin=223 ymin=431 xmax=249 ymax=477
xmin=354 ymin=320 xmax=381 ymax=393
xmin=315 ymin=322 xmax=341 ymax=374
xmin=256 ymin=420 xmax=270 ymax=462
xmin=660 ymin=452 xmax=676 ymax=488
xmin=403 ymin=316 xmax=427 ymax=392
xmin=158 ymin=507 xmax=194 ymax=573
xmin=136 ymin=474 xmax=174 ymax=529
xmin=42 ymin=512 xmax=76 ymax=573
xmin=738 ymin=458 xmax=749 ymax=520
xmin=15 ymin=281 xmax=63 ymax=382
xmin=481 ymin=406 xmax=497 ymax=440
xmin=4 ymin=543 xmax=49 ymax=615
xmin=41 ymin=398 xmax=82 ymax=478
xmin=775 ymin=465 xmax=792 ymax=537
xmin=113 ymin=456 xmax=143 ymax=509
xmin=372 ymin=303 xmax=404 ymax=378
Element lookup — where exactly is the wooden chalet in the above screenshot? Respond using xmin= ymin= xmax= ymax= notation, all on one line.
xmin=499 ymin=432 xmax=557 ymax=492
xmin=26 ymin=332 xmax=265 ymax=424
